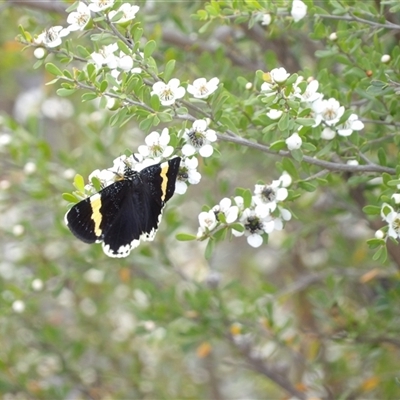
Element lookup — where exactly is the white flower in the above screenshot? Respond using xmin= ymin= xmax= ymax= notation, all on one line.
xmin=12 ymin=300 xmax=25 ymax=313
xmin=187 ymin=77 xmax=219 ymax=99
xmin=261 ymin=13 xmax=272 ymax=26
xmin=381 ymin=54 xmax=391 ymax=63
xmin=291 ymin=0 xmax=307 ymax=22
xmin=182 ymin=119 xmax=217 ymax=158
xmin=329 ymin=32 xmax=338 ymax=41
xmin=321 ymin=127 xmax=336 ymax=140
xmin=278 ymin=172 xmax=292 ymax=187
xmin=297 ymin=79 xmax=322 ymax=103
xmin=87 ymin=168 xmax=116 ymax=191
xmin=239 ymin=208 xmax=271 ymax=248
xmin=151 ymin=78 xmax=185 ymax=106
xmin=35 ymin=26 xmax=69 ymax=48
xmin=347 ymin=159 xmax=359 ymax=166
xmin=285 ymin=132 xmax=302 ymax=150
xmin=67 ymin=2 xmax=91 ymax=31
xmin=381 ymin=204 xmax=400 ymax=239
xmin=12 ymin=224 xmax=24 ymax=236
xmin=337 ymin=114 xmax=364 ymax=136
xmin=270 ymin=67 xmax=290 ymax=83
xmin=279 ymin=207 xmax=292 ymax=221
xmin=261 ymin=81 xmax=277 ymax=97
xmin=117 ymin=53 xmax=134 ymax=70
xmin=375 ymin=230 xmax=385 ymax=239
xmin=175 ymin=157 xmax=201 ymax=195
xmin=266 ymin=109 xmax=283 ymax=120
xmin=91 ymin=43 xmax=119 ymax=68
xmin=109 ymin=3 xmax=140 ymax=23
xmin=253 ymin=180 xmax=289 ymax=217
xmin=88 ymin=0 xmax=115 ymax=12
xmin=313 ymin=98 xmax=345 ymax=126
xmin=33 ymin=48 xmax=46 ymax=59
xmin=392 ymin=194 xmax=400 ymax=204
xmin=24 ymin=161 xmax=37 ymax=175
xmin=197 ymin=210 xmax=218 ymax=238
xmin=212 ymin=198 xmax=239 ymax=224
xmin=32 ymin=279 xmax=44 ymax=291
xmin=137 ymin=128 xmax=174 ymax=159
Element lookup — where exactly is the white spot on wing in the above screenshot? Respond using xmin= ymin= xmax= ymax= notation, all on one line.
xmin=102 ymin=238 xmax=141 ymax=258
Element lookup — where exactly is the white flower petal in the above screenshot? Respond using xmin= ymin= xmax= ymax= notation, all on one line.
xmin=199 ymin=144 xmax=214 ymax=158
xmin=182 ymin=144 xmax=196 ymax=156
xmin=175 ymin=180 xmax=187 ymax=195
xmin=247 ymin=234 xmax=263 ymax=248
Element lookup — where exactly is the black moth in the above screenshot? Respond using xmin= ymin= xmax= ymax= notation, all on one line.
xmin=65 ymin=157 xmax=181 ymax=258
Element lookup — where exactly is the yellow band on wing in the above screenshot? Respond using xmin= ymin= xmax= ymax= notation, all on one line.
xmin=160 ymin=163 xmax=169 ymax=201
xmin=90 ymin=193 xmax=103 ymax=237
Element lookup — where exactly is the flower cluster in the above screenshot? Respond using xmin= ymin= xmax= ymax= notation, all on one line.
xmin=197 ymin=173 xmax=292 ymax=248
xmin=181 ymin=119 xmax=217 ymax=158
xmin=380 ymin=203 xmax=400 ymax=240
xmin=91 ymin=43 xmax=143 ymax=75
xmin=151 ymin=77 xmax=219 ymax=106
xmin=260 ymin=0 xmax=307 ymax=26
xmin=34 ymin=1 xmax=138 ymax=48
xmin=79 ymin=128 xmax=201 ymax=197
xmin=261 ymin=67 xmax=365 ymax=149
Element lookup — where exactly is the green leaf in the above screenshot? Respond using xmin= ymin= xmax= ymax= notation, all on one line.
xmin=301 ymin=142 xmax=316 ymax=152
xmin=220 ymin=116 xmax=239 ymax=134
xmin=45 ymin=78 xmax=60 ymax=86
xmin=367 ymin=238 xmax=386 ymax=249
xmin=199 ymin=20 xmax=212 ymax=34
xmin=117 ymin=40 xmax=131 ymax=55
xmin=81 ymin=92 xmax=98 ymax=102
xmin=144 ymin=40 xmax=157 ymax=59
xmin=204 ymin=238 xmax=215 ymax=259
xmin=110 ymin=10 xmax=124 ymax=22
xmin=86 ymin=63 xmax=96 ymax=80
xmin=382 ymin=173 xmax=391 ymax=186
xmin=230 ymin=223 xmax=244 ymax=232
xmin=163 ymin=59 xmax=176 ymax=83
xmin=62 ymin=193 xmax=78 ymax=203
xmin=45 ymin=62 xmax=63 ymax=77
xmin=76 ymin=45 xmax=91 ymax=58
xmin=378 ymin=147 xmax=387 ymax=166
xmin=139 ymin=115 xmax=156 ymax=131
xmin=176 ymin=233 xmax=197 ymax=241
xmin=290 ymin=148 xmax=303 ymax=162
xmin=73 ymin=174 xmax=85 ymax=192
xmin=363 ymin=205 xmax=381 ymax=216
xmin=295 ymin=118 xmax=315 ymax=126
xmin=157 ymin=112 xmax=173 ymax=123
xmin=372 ymin=246 xmax=387 ymax=262
xmin=91 ymin=176 xmax=102 ymax=192
xmin=56 ymin=88 xmax=77 ymax=97
xmin=243 ymin=189 xmax=252 ymax=209
xmin=217 ymin=212 xmax=226 ymax=224
xmin=175 ymin=107 xmax=189 ymax=115
xmin=214 ymin=227 xmax=227 ymax=241
xmin=298 ymin=181 xmax=316 ymax=192
xmin=100 ymin=80 xmax=108 ymax=93
xmin=282 ymin=158 xmax=298 ymax=178
xmin=387 ymin=179 xmax=400 ymax=187
xmin=150 ymin=94 xmax=160 ymax=111
xmin=277 ymin=112 xmax=289 ymax=131
xmin=269 ymin=140 xmax=286 ymax=151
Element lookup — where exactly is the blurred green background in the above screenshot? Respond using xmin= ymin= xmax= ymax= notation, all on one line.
xmin=1 ymin=1 xmax=400 ymax=399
